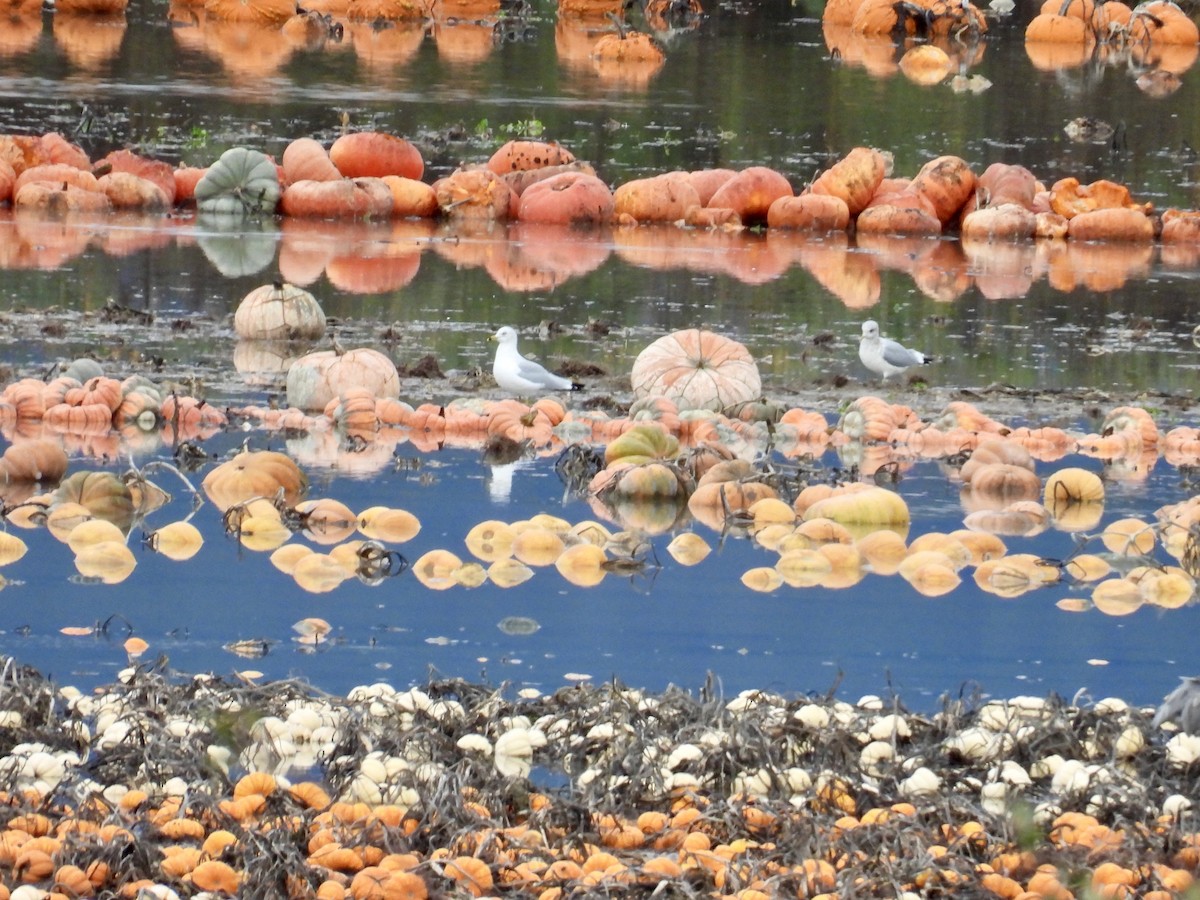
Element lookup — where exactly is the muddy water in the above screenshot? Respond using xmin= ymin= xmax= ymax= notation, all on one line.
xmin=3 ymin=0 xmax=1200 ymax=708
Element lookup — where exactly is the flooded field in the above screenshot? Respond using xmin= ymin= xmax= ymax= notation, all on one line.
xmin=2 ymin=0 xmax=1200 ymax=714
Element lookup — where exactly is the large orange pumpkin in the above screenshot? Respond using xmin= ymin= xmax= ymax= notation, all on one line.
xmin=202 ymin=449 xmax=308 ymax=511
xmin=516 ymin=171 xmax=613 ymax=225
xmin=630 ymin=328 xmax=762 ymax=412
xmin=330 ymin=131 xmax=424 ymax=181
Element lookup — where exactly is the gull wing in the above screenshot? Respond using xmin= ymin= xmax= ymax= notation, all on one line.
xmin=881 ymin=339 xmax=924 ymax=367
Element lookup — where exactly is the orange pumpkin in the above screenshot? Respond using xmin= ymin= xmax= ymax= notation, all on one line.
xmin=330 ymin=131 xmax=424 ymax=181
xmin=282 ymin=137 xmax=343 ymax=184
xmin=1067 ymin=208 xmax=1154 ymax=242
xmin=15 ymin=163 xmax=98 ymax=195
xmin=767 ymin=193 xmax=850 ymax=231
xmin=487 ymin=139 xmax=577 ymax=175
xmin=64 ymin=376 xmax=123 ymax=412
xmin=613 ymin=172 xmax=701 ymax=223
xmin=960 ymin=204 xmax=1037 ymax=241
xmin=204 ymin=0 xmax=293 ymax=21
xmin=910 ymin=155 xmax=976 ymax=224
xmin=433 ymin=167 xmax=516 ymax=220
xmin=201 ymin=449 xmax=308 ymax=511
xmin=685 ymin=168 xmax=737 ymax=205
xmin=281 ymin=178 xmax=393 ymax=219
xmin=706 ymin=166 xmax=793 ymax=225
xmin=0 ymin=439 xmax=69 ymax=486
xmin=516 ymin=171 xmax=613 ymax=225
xmin=1128 ymin=0 xmax=1199 ymax=44
xmin=95 ymin=148 xmax=177 ymax=204
xmin=380 ymin=175 xmax=439 ymax=218
xmin=173 ymin=165 xmax=207 ymax=203
xmin=15 ymin=180 xmax=112 ymax=214
xmin=855 ymin=191 xmax=942 ymax=235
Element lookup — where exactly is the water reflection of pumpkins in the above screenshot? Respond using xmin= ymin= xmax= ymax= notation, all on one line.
xmin=961 ymin=239 xmax=1035 ymax=301
xmin=434 ymin=20 xmax=495 ymax=64
xmin=794 ymin=234 xmax=881 ymax=309
xmin=823 ymin=26 xmax=900 ymax=77
xmin=0 ymin=12 xmax=41 ymax=57
xmin=199 ymin=21 xmax=297 ymax=77
xmin=53 ymin=14 xmax=127 ymax=69
xmin=325 ymin=233 xmax=424 ymax=294
xmin=346 ymin=21 xmax=424 ymax=70
xmin=554 ymin=20 xmax=606 ymax=71
xmin=1035 ymin=240 xmax=1153 ymax=293
xmin=0 ymin=211 xmax=93 ymax=270
xmin=507 ymin=222 xmax=612 ymax=283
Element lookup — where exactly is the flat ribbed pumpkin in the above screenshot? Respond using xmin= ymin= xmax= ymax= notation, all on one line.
xmin=630 ymin=329 xmax=761 ymax=412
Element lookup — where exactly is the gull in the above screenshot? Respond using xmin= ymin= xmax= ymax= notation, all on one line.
xmin=858 ymin=320 xmax=934 ymax=381
xmin=489 ymin=326 xmax=582 ymax=394
xmin=1153 ymin=676 xmax=1200 ymax=735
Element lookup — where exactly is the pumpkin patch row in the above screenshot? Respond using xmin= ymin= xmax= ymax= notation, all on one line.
xmin=5 ymin=129 xmax=1200 ymax=244
xmin=1 ymin=658 xmax=1199 ymax=899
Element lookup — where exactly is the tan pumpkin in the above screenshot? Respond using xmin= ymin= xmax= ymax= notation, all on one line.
xmin=286 ymin=347 xmax=400 ymax=412
xmin=613 ymin=172 xmax=701 ymax=223
xmin=234 ymin=281 xmax=327 ymax=341
xmin=201 ymin=449 xmax=308 ymax=511
xmin=630 ymin=328 xmax=761 ymax=412
xmin=52 ymin=472 xmax=135 ymax=530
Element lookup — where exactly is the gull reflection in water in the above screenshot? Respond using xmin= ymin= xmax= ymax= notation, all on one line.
xmin=487 ymin=458 xmax=535 ymax=504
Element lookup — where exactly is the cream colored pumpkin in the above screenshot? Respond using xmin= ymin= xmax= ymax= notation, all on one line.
xmin=630 ymin=328 xmax=761 ymax=412
xmin=234 ymin=281 xmax=326 ymax=341
xmin=286 ymin=347 xmax=400 ymax=412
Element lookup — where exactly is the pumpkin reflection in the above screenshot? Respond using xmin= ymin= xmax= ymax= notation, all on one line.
xmin=53 ymin=14 xmax=127 ymax=69
xmin=795 ymin=235 xmax=881 ymax=309
xmin=961 ymin=239 xmax=1036 ymax=300
xmin=347 ymin=21 xmax=425 ymax=70
xmin=434 ymin=21 xmax=494 ymax=64
xmin=198 ymin=21 xmax=297 ymax=77
xmin=0 ymin=13 xmax=41 ymax=57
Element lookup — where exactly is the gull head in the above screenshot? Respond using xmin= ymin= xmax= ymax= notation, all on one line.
xmin=491 ymin=326 xmax=518 ymax=346
xmin=861 ymin=320 xmax=880 ymax=341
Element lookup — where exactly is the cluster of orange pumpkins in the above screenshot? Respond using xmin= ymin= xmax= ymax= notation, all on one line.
xmin=1 ymin=667 xmax=1200 ymax=900
xmin=6 ymin=128 xmax=1200 ymax=245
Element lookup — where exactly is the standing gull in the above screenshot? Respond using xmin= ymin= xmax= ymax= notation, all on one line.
xmin=1153 ymin=676 xmax=1200 ymax=735
xmin=490 ymin=326 xmax=582 ymax=394
xmin=858 ymin=320 xmax=934 ymax=380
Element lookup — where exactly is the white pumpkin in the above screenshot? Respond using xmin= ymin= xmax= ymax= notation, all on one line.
xmin=234 ymin=281 xmax=326 ymax=341
xmin=286 ymin=347 xmax=400 ymax=412
xmin=630 ymin=328 xmax=761 ymax=412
